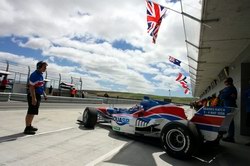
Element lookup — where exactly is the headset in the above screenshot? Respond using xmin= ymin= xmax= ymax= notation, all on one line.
xmin=36 ymin=61 xmax=47 ymax=69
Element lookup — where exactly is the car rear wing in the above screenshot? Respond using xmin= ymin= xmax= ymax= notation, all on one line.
xmin=190 ymin=106 xmax=238 ymax=141
xmin=218 ymin=107 xmax=238 ymax=133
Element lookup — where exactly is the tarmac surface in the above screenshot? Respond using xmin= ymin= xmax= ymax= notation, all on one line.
xmin=0 ymin=101 xmax=250 ymax=166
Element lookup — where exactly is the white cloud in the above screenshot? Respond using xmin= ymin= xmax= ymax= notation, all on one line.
xmin=0 ymin=0 xmax=201 ymax=97
xmin=18 ymin=37 xmax=52 ymax=50
xmin=0 ymin=52 xmax=36 ymax=66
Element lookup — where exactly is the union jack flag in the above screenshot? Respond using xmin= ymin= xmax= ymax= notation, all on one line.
xmin=146 ymin=0 xmax=167 ymax=43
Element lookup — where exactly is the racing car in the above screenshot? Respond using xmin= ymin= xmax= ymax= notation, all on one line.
xmin=77 ymin=97 xmax=237 ymax=159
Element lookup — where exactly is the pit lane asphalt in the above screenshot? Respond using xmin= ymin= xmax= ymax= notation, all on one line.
xmin=0 ymin=101 xmax=250 ymax=166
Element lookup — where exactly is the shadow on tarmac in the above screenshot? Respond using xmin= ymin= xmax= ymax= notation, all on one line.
xmin=76 ymin=122 xmax=233 ymax=165
xmin=103 ymin=137 xmax=230 ymax=166
xmin=192 ymin=142 xmax=227 ymax=162
xmin=77 ymin=124 xmax=95 ymax=130
xmin=0 ymin=132 xmax=26 ymax=143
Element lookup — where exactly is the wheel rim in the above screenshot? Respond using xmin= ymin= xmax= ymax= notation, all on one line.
xmin=83 ymin=111 xmax=88 ymax=123
xmin=97 ymin=113 xmax=101 ymax=120
xmin=166 ymin=129 xmax=186 ymax=151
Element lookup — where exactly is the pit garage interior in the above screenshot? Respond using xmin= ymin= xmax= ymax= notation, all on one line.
xmin=189 ymin=0 xmax=250 ymax=136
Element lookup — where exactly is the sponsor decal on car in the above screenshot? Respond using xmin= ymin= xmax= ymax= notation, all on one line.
xmin=113 ymin=116 xmax=130 ymax=126
xmin=200 ymin=107 xmax=229 ymax=116
xmin=112 ymin=126 xmax=120 ymax=131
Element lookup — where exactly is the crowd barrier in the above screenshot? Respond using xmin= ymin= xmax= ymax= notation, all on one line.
xmin=0 ymin=92 xmax=139 ymax=105
xmin=0 ymin=93 xmax=10 ymax=102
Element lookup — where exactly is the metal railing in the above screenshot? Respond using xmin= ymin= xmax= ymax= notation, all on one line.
xmin=0 ymin=92 xmax=140 ymax=105
xmin=0 ymin=59 xmax=83 ymax=94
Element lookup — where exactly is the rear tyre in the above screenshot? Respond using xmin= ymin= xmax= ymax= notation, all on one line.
xmin=161 ymin=122 xmax=196 ymax=159
xmin=82 ymin=107 xmax=98 ymax=128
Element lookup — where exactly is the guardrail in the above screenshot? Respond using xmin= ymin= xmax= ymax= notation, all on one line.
xmin=0 ymin=92 xmax=140 ymax=105
xmin=0 ymin=93 xmax=10 ymax=102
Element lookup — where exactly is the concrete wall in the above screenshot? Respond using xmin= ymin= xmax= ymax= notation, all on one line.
xmin=202 ymin=44 xmax=250 ymax=136
xmin=241 ymin=63 xmax=250 ymax=135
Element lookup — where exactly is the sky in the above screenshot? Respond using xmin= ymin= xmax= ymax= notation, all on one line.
xmin=0 ymin=0 xmax=202 ymax=97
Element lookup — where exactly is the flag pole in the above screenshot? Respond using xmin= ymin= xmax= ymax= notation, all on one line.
xmin=159 ymin=2 xmax=212 ymax=28
xmin=180 ymin=60 xmax=189 ymax=67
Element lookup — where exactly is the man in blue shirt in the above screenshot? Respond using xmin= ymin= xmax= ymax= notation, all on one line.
xmin=219 ymin=77 xmax=237 ymax=143
xmin=24 ymin=61 xmax=48 ymax=134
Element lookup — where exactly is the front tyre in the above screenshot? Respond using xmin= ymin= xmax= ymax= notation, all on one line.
xmin=82 ymin=107 xmax=97 ymax=128
xmin=161 ymin=122 xmax=195 ymax=159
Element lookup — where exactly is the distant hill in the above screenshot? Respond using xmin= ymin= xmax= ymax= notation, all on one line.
xmin=84 ymin=90 xmax=197 ymax=105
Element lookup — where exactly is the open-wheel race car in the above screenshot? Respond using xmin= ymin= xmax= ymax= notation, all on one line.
xmin=77 ymin=97 xmax=237 ymax=159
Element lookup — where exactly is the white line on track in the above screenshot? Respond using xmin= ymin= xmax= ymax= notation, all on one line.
xmin=192 ymin=155 xmax=216 ymax=163
xmin=0 ymin=127 xmax=76 ymax=142
xmin=85 ymin=141 xmax=134 ymax=166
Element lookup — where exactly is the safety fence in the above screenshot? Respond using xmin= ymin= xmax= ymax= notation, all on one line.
xmin=0 ymin=59 xmax=83 ymax=95
xmin=0 ymin=92 xmax=140 ymax=105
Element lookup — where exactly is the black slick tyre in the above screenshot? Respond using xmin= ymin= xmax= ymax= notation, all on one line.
xmin=82 ymin=107 xmax=98 ymax=128
xmin=161 ymin=122 xmax=196 ymax=159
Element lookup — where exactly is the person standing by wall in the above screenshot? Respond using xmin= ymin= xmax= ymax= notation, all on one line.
xmin=0 ymin=75 xmax=9 ymax=92
xmin=24 ymin=61 xmax=48 ymax=135
xmin=70 ymin=87 xmax=77 ymax=97
xmin=49 ymin=85 xmax=53 ymax=95
xmin=219 ymin=77 xmax=237 ymax=143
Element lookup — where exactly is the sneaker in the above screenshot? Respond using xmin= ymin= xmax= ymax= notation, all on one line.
xmin=23 ymin=126 xmax=36 ymax=135
xmin=222 ymin=137 xmax=235 ymax=143
xmin=30 ymin=126 xmax=38 ymax=131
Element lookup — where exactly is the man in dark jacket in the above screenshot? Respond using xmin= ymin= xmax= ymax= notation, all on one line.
xmin=219 ymin=77 xmax=237 ymax=143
